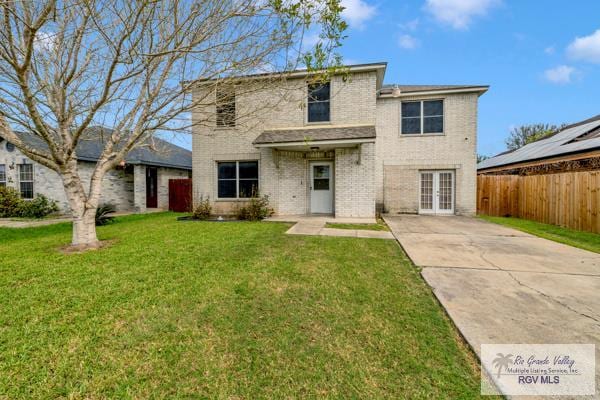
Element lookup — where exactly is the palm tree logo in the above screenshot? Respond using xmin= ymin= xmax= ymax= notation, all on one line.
xmin=492 ymin=353 xmax=514 ymax=378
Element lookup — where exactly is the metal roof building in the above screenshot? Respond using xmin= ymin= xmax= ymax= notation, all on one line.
xmin=478 ymin=115 xmax=600 ymax=174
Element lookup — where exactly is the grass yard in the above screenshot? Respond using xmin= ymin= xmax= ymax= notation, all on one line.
xmin=480 ymin=215 xmax=600 ymax=253
xmin=0 ymin=213 xmax=486 ymax=399
xmin=325 ymin=219 xmax=390 ymax=231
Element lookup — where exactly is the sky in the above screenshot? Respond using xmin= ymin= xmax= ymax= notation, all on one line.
xmin=167 ymin=0 xmax=600 ymax=156
xmin=337 ymin=0 xmax=600 ymax=157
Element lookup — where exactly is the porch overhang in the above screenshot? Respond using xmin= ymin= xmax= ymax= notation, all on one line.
xmin=253 ymin=124 xmax=376 ymax=151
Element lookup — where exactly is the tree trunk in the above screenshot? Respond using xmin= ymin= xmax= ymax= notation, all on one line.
xmin=62 ymin=163 xmax=101 ymax=248
xmin=71 ymin=208 xmax=98 ymax=247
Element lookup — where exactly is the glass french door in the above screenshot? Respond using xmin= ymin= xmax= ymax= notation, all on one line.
xmin=419 ymin=171 xmax=454 ymax=214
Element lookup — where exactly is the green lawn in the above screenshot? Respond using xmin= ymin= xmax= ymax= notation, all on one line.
xmin=325 ymin=219 xmax=390 ymax=231
xmin=0 ymin=213 xmax=486 ymax=399
xmin=480 ymin=215 xmax=600 ymax=253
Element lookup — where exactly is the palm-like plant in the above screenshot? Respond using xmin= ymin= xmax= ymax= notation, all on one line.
xmin=492 ymin=353 xmax=514 ymax=378
xmin=95 ymin=204 xmax=116 ymax=226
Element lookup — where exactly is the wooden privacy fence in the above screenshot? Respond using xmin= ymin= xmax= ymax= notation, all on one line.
xmin=477 ymin=171 xmax=600 ymax=233
xmin=169 ymin=179 xmax=192 ymax=212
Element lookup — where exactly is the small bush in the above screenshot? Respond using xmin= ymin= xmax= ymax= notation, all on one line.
xmin=0 ymin=187 xmax=58 ymax=218
xmin=0 ymin=186 xmax=24 ymax=218
xmin=236 ymin=194 xmax=274 ymax=221
xmin=19 ymin=195 xmax=59 ymax=218
xmin=192 ymin=196 xmax=212 ymax=220
xmin=96 ymin=204 xmax=116 ymax=226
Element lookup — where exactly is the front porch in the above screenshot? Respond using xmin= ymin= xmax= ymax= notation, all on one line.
xmin=254 ymin=124 xmax=377 ymax=219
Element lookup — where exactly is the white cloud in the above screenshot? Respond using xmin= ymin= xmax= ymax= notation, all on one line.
xmin=398 ymin=34 xmax=420 ymax=49
xmin=400 ymin=18 xmax=420 ymax=32
xmin=544 ymin=46 xmax=555 ymax=55
xmin=567 ymin=29 xmax=600 ymax=64
xmin=341 ymin=0 xmax=376 ymax=29
xmin=34 ymin=31 xmax=55 ymax=52
xmin=424 ymin=0 xmax=500 ymax=30
xmin=544 ymin=65 xmax=577 ymax=84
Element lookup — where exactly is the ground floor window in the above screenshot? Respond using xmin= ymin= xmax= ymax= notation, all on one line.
xmin=217 ymin=161 xmax=258 ymax=198
xmin=18 ymin=163 xmax=34 ymax=199
xmin=0 ymin=164 xmax=5 ymax=187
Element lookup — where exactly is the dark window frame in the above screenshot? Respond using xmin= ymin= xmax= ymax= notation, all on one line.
xmin=307 ymin=81 xmax=331 ymax=123
xmin=401 ymin=99 xmax=444 ymax=135
xmin=217 ymin=160 xmax=259 ymax=199
xmin=18 ymin=163 xmax=34 ymax=199
xmin=0 ymin=164 xmax=5 ymax=187
xmin=216 ymin=86 xmax=236 ymax=128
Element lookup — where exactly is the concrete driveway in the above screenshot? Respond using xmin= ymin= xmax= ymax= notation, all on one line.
xmin=384 ymin=215 xmax=600 ymax=396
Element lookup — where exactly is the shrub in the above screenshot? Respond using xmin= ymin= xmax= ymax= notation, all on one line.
xmin=0 ymin=186 xmax=24 ymax=218
xmin=236 ymin=194 xmax=273 ymax=221
xmin=192 ymin=195 xmax=212 ymax=220
xmin=0 ymin=187 xmax=58 ymax=218
xmin=19 ymin=195 xmax=59 ymax=218
xmin=96 ymin=204 xmax=116 ymax=226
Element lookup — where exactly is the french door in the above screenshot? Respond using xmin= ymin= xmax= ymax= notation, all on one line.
xmin=419 ymin=170 xmax=454 ymax=214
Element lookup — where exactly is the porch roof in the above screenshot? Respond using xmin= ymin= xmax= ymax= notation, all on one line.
xmin=253 ymin=124 xmax=376 ymax=148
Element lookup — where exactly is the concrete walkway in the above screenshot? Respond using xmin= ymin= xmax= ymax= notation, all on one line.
xmin=384 ymin=214 xmax=600 ymax=397
xmin=0 ymin=217 xmax=72 ymax=228
xmin=266 ymin=215 xmax=395 ymax=239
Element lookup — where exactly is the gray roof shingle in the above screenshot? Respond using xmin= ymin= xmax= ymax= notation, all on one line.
xmin=478 ymin=115 xmax=600 ymax=170
xmin=1 ymin=127 xmax=192 ymax=170
xmin=253 ymin=125 xmax=376 ymax=145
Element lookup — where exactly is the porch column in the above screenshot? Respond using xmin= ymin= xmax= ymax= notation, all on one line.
xmin=133 ymin=164 xmax=147 ymax=212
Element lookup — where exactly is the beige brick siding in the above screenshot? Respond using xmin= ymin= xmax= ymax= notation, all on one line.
xmin=192 ymin=71 xmax=378 ymax=217
xmin=376 ymin=93 xmax=478 ymax=215
xmin=192 ymin=70 xmax=479 ymax=218
xmin=334 ymin=143 xmax=375 ymax=217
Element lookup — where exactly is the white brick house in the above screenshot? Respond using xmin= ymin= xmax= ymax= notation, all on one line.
xmin=192 ymin=62 xmax=487 ymax=218
xmin=0 ymin=128 xmax=191 ymax=214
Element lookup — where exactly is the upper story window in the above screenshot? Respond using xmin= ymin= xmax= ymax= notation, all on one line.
xmin=18 ymin=163 xmax=34 ymax=199
xmin=0 ymin=164 xmax=5 ymax=187
xmin=217 ymin=161 xmax=258 ymax=199
xmin=216 ymin=86 xmax=236 ymax=127
xmin=307 ymin=82 xmax=330 ymax=123
xmin=401 ymin=100 xmax=444 ymax=135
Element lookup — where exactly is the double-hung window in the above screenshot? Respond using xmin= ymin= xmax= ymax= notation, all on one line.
xmin=0 ymin=164 xmax=5 ymax=187
xmin=216 ymin=86 xmax=236 ymax=127
xmin=18 ymin=163 xmax=34 ymax=199
xmin=307 ymin=82 xmax=330 ymax=123
xmin=401 ymin=100 xmax=444 ymax=134
xmin=217 ymin=161 xmax=258 ymax=199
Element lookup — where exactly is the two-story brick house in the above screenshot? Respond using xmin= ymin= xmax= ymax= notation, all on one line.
xmin=192 ymin=62 xmax=487 ymax=218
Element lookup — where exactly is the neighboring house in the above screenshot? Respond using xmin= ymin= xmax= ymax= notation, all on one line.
xmin=478 ymin=114 xmax=600 ymax=174
xmin=192 ymin=62 xmax=488 ymax=218
xmin=0 ymin=128 xmax=192 ymax=213
xmin=476 ymin=114 xmax=600 ymax=234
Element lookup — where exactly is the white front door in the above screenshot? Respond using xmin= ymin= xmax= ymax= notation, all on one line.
xmin=419 ymin=170 xmax=454 ymax=214
xmin=310 ymin=162 xmax=333 ymax=214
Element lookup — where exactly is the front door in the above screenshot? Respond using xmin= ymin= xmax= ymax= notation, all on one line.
xmin=419 ymin=170 xmax=454 ymax=214
xmin=310 ymin=162 xmax=333 ymax=214
xmin=146 ymin=167 xmax=158 ymax=208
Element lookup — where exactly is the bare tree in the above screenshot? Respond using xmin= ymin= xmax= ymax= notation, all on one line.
xmin=0 ymin=0 xmax=346 ymax=248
